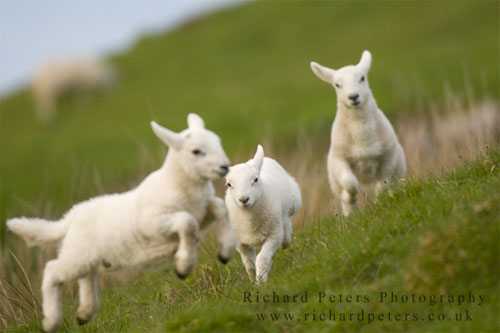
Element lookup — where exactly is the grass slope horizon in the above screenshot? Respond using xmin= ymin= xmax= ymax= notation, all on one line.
xmin=0 ymin=1 xmax=499 ymax=241
xmin=3 ymin=147 xmax=499 ymax=332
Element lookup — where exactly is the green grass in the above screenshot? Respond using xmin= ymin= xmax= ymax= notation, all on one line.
xmin=158 ymin=149 xmax=499 ymax=332
xmin=4 ymin=147 xmax=498 ymax=332
xmin=1 ymin=2 xmax=499 ymax=331
xmin=0 ymin=1 xmax=499 ymax=240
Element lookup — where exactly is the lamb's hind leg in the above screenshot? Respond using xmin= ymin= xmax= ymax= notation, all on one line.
xmin=42 ymin=259 xmax=90 ymax=332
xmin=374 ymin=180 xmax=388 ymax=196
xmin=374 ymin=146 xmax=406 ymax=197
xmin=282 ymin=216 xmax=292 ymax=249
xmin=169 ymin=212 xmax=200 ymax=279
xmin=77 ymin=273 xmax=99 ymax=325
xmin=41 ymin=260 xmax=63 ymax=332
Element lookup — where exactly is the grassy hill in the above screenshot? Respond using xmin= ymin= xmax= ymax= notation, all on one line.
xmin=0 ymin=1 xmax=498 ymax=240
xmin=4 ymin=147 xmax=499 ymax=332
xmin=0 ymin=1 xmax=499 ymax=331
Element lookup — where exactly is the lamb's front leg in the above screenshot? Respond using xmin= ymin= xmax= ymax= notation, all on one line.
xmin=206 ymin=197 xmax=237 ymax=263
xmin=169 ymin=212 xmax=200 ymax=279
xmin=255 ymin=234 xmax=282 ymax=284
xmin=237 ymin=243 xmax=256 ymax=281
xmin=330 ymin=159 xmax=359 ymax=216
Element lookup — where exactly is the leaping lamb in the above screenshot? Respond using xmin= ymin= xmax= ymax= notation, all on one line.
xmin=225 ymin=145 xmax=301 ymax=283
xmin=7 ymin=113 xmax=237 ymax=332
xmin=310 ymin=50 xmax=406 ymax=216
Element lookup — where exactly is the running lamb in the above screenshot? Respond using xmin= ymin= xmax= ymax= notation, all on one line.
xmin=310 ymin=50 xmax=406 ymax=216
xmin=225 ymin=145 xmax=301 ymax=283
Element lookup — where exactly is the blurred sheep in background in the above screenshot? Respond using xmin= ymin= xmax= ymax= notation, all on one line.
xmin=31 ymin=58 xmax=117 ymax=123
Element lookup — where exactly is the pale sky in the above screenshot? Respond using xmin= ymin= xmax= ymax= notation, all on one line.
xmin=0 ymin=0 xmax=246 ymax=97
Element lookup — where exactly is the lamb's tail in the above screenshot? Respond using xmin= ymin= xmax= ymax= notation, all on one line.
xmin=7 ymin=217 xmax=70 ymax=247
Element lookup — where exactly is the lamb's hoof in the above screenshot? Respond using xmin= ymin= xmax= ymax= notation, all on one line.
xmin=175 ymin=269 xmax=189 ymax=280
xmin=218 ymin=254 xmax=230 ymax=264
xmin=42 ymin=318 xmax=58 ymax=332
xmin=77 ymin=316 xmax=90 ymax=325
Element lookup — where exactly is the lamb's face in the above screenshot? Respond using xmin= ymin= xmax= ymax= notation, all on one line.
xmin=225 ymin=145 xmax=265 ymax=209
xmin=332 ymin=65 xmax=370 ymax=108
xmin=151 ymin=113 xmax=230 ymax=181
xmin=178 ymin=128 xmax=230 ymax=180
xmin=225 ymin=163 xmax=262 ymax=208
xmin=310 ymin=50 xmax=373 ymax=109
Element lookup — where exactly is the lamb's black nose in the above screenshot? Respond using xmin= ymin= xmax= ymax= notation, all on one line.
xmin=239 ymin=196 xmax=249 ymax=204
xmin=220 ymin=165 xmax=229 ymax=175
xmin=348 ymin=94 xmax=359 ymax=101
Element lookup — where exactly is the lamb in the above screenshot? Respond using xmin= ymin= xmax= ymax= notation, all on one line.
xmin=224 ymin=145 xmax=301 ymax=283
xmin=310 ymin=50 xmax=406 ymax=216
xmin=32 ymin=58 xmax=116 ymax=123
xmin=6 ymin=113 xmax=237 ymax=332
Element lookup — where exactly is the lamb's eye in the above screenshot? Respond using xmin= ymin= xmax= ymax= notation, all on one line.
xmin=192 ymin=149 xmax=203 ymax=156
xmin=253 ymin=177 xmax=259 ymax=183
xmin=360 ymin=76 xmax=365 ymax=82
xmin=226 ymin=182 xmax=232 ymax=188
xmin=335 ymin=83 xmax=341 ymax=88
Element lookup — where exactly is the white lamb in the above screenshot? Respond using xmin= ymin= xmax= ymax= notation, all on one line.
xmin=7 ymin=113 xmax=237 ymax=332
xmin=310 ymin=50 xmax=406 ymax=216
xmin=32 ymin=58 xmax=116 ymax=123
xmin=225 ymin=145 xmax=301 ymax=284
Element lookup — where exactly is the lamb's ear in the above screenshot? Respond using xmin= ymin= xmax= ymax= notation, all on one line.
xmin=358 ymin=50 xmax=372 ymax=72
xmin=252 ymin=145 xmax=264 ymax=173
xmin=187 ymin=113 xmax=205 ymax=129
xmin=151 ymin=121 xmax=183 ymax=150
xmin=310 ymin=61 xmax=335 ymax=84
